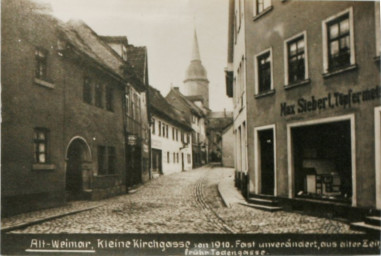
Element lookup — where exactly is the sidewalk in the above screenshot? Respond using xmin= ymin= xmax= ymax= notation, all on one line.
xmin=217 ymin=168 xmax=246 ymax=208
xmin=1 ymin=200 xmax=104 ymax=232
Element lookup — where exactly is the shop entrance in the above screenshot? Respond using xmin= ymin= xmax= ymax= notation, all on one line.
xmin=258 ymin=129 xmax=275 ymax=195
xmin=291 ymin=120 xmax=352 ymax=202
xmin=66 ymin=138 xmax=92 ymax=201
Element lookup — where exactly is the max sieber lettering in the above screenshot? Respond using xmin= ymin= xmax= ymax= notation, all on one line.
xmin=280 ymin=85 xmax=381 ymax=117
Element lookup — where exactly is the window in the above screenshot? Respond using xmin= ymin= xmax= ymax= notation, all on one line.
xmin=95 ymin=83 xmax=103 ymax=108
xmin=254 ymin=0 xmax=271 ymax=16
xmin=284 ymin=32 xmax=308 ymax=85
xmin=152 ymin=118 xmax=156 ymax=134
xmin=106 ymin=85 xmax=113 ymax=111
xmin=173 ymin=152 xmax=175 ymax=163
xmin=322 ymin=8 xmax=355 ymax=74
xmin=166 ymin=125 xmax=169 ymax=138
xmin=98 ymin=146 xmax=107 ymax=175
xmin=83 ymin=77 xmax=92 ymax=104
xmin=158 ymin=121 xmax=162 ymax=136
xmin=176 ymin=129 xmax=179 ymax=141
xmin=167 ymin=152 xmax=170 ymax=163
xmin=34 ymin=128 xmax=48 ymax=163
xmin=172 ymin=127 xmax=175 ymax=140
xmin=98 ymin=146 xmax=116 ymax=175
xmin=188 ymin=154 xmax=191 ymax=164
xmin=255 ymin=49 xmax=273 ymax=95
xmin=108 ymin=146 xmax=116 ymax=174
xmin=35 ymin=48 xmax=48 ymax=80
xmin=162 ymin=123 xmax=166 ymax=137
xmin=375 ymin=2 xmax=381 ymax=57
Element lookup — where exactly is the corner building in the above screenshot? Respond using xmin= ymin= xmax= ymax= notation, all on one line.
xmin=226 ymin=0 xmax=381 ymax=219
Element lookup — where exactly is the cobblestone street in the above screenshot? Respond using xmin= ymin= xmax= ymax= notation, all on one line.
xmin=7 ymin=166 xmax=359 ymax=234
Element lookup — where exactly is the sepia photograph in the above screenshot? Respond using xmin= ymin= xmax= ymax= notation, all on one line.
xmin=1 ymin=0 xmax=381 ymax=255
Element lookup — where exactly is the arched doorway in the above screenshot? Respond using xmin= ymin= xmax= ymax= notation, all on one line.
xmin=65 ymin=137 xmax=92 ymax=201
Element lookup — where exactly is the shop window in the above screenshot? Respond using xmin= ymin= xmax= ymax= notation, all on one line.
xmin=291 ymin=120 xmax=352 ymax=202
xmin=83 ymin=77 xmax=92 ymax=104
xmin=285 ymin=32 xmax=308 ymax=86
xmin=34 ymin=128 xmax=49 ymax=163
xmin=255 ymin=49 xmax=273 ymax=95
xmin=106 ymin=85 xmax=113 ymax=111
xmin=322 ymin=8 xmax=355 ymax=75
xmin=35 ymin=47 xmax=48 ymax=80
xmin=95 ymin=83 xmax=103 ymax=108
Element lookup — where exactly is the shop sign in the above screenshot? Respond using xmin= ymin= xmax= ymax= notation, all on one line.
xmin=128 ymin=135 xmax=137 ymax=145
xmin=280 ymin=85 xmax=381 ymax=117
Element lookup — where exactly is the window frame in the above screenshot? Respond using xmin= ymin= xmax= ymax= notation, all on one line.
xmin=97 ymin=145 xmax=107 ymax=175
xmin=284 ymin=31 xmax=309 ymax=87
xmin=83 ymin=77 xmax=92 ymax=104
xmin=35 ymin=47 xmax=48 ymax=80
xmin=253 ymin=0 xmax=272 ymax=20
xmin=152 ymin=118 xmax=156 ymax=134
xmin=95 ymin=83 xmax=103 ymax=108
xmin=105 ymin=85 xmax=113 ymax=111
xmin=33 ymin=128 xmax=49 ymax=164
xmin=322 ymin=7 xmax=356 ymax=75
xmin=254 ymin=48 xmax=274 ymax=96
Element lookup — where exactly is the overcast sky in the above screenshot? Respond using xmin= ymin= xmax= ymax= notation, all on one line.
xmin=39 ymin=0 xmax=232 ymax=111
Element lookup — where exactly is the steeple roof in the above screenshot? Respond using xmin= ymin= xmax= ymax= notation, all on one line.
xmin=184 ymin=29 xmax=209 ymax=83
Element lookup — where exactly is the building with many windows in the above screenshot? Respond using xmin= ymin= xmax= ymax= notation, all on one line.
xmin=226 ymin=0 xmax=381 ymax=226
xmin=149 ymin=87 xmax=193 ymax=175
xmin=1 ymin=0 xmax=148 ymax=216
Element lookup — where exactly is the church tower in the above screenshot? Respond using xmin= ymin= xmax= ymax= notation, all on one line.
xmin=183 ymin=29 xmax=209 ymax=108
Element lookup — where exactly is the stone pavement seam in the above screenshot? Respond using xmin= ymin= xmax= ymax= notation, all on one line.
xmin=1 ymin=204 xmax=103 ymax=233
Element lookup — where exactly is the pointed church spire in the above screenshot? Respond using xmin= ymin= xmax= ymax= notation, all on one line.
xmin=191 ymin=29 xmax=201 ymax=61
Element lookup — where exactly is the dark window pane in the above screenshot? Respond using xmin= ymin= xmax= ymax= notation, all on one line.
xmin=95 ymin=84 xmax=103 ymax=108
xmin=98 ymin=146 xmax=106 ymax=175
xmin=288 ymin=36 xmax=305 ymax=83
xmin=106 ymin=85 xmax=113 ymax=111
xmin=258 ymin=52 xmax=271 ymax=92
xmin=83 ymin=78 xmax=92 ymax=104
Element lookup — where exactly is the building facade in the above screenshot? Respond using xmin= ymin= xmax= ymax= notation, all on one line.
xmin=1 ymin=0 xmax=148 ymax=216
xmin=149 ymin=87 xmax=193 ymax=175
xmin=226 ymin=0 xmax=381 ymax=219
xmin=166 ymin=87 xmax=208 ymax=168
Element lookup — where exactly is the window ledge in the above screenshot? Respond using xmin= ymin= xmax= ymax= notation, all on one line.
xmin=284 ymin=78 xmax=311 ymax=90
xmin=253 ymin=6 xmax=273 ymax=21
xmin=255 ymin=89 xmax=275 ymax=99
xmin=34 ymin=78 xmax=55 ymax=89
xmin=322 ymin=64 xmax=357 ymax=79
xmin=32 ymin=163 xmax=56 ymax=171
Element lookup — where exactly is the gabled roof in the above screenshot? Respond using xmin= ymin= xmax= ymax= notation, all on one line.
xmin=58 ymin=20 xmax=125 ymax=78
xmin=99 ymin=36 xmax=128 ymax=45
xmin=127 ymin=45 xmax=147 ymax=84
xmin=207 ymin=116 xmax=233 ymax=130
xmin=166 ymin=88 xmax=205 ymax=117
xmin=149 ymin=86 xmax=192 ymax=131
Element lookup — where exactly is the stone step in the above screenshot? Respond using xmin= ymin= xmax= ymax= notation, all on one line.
xmin=239 ymin=202 xmax=282 ymax=212
xmin=249 ymin=193 xmax=277 ymax=200
xmin=350 ymin=222 xmax=381 ymax=234
xmin=247 ymin=197 xmax=279 ymax=206
xmin=365 ymin=216 xmax=381 ymax=226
